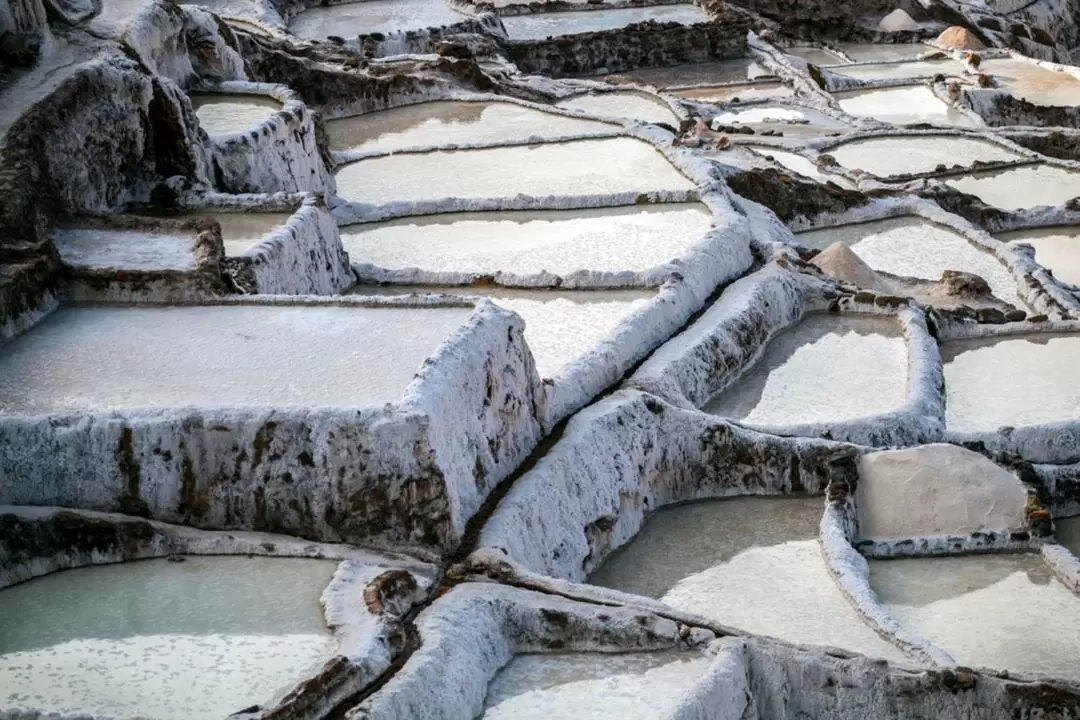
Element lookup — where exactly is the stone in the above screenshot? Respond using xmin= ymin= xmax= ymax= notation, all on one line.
xmin=809 ymin=241 xmax=891 ymax=292
xmin=937 ymin=25 xmax=986 ymax=49
xmin=941 ymin=270 xmax=992 ymax=297
xmin=877 ymin=8 xmax=919 ymax=32
xmin=855 ymin=443 xmax=1028 ymax=540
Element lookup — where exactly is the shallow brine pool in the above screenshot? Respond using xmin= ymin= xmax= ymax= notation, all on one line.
xmin=702 ymin=313 xmax=908 ymax=427
xmin=51 ymin=227 xmax=197 ymax=271
xmin=602 ymin=58 xmax=769 ymax=88
xmin=945 ymin=164 xmax=1080 ymax=211
xmin=827 ymin=135 xmax=1021 ymax=178
xmin=190 ymin=94 xmax=281 ymax=136
xmin=288 ymin=0 xmax=465 ymax=38
xmin=502 ymin=4 xmax=708 ymax=41
xmin=980 ymin=58 xmax=1080 ymax=107
xmin=836 ymin=86 xmax=980 ymax=127
xmin=590 ymin=496 xmax=908 ymax=661
xmin=673 ymin=83 xmax=794 ymax=104
xmin=998 ymin=225 xmax=1080 ymax=286
xmin=830 ymin=58 xmax=963 ymax=81
xmin=0 ymin=557 xmax=338 ymax=719
xmin=556 ymin=91 xmax=678 ymax=125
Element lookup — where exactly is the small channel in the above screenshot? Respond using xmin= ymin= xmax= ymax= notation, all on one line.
xmin=945 ymin=164 xmax=1080 ymax=211
xmin=190 ymin=94 xmax=282 ymax=136
xmin=589 ymin=496 xmax=909 ymax=661
xmin=502 ymin=4 xmax=708 ymax=41
xmin=836 ymin=86 xmax=981 ymax=127
xmin=870 ymin=554 xmax=1080 ymax=680
xmin=702 ymin=313 xmax=908 ymax=427
xmin=997 ymin=225 xmax=1080 ymax=286
xmin=0 ymin=556 xmax=338 ymax=719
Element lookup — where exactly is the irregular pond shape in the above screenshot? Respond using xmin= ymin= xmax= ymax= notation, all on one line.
xmin=0 ymin=304 xmax=473 ymax=412
xmin=334 ymin=138 xmax=696 ymax=205
xmin=51 ymin=227 xmax=197 ymax=271
xmin=941 ymin=333 xmax=1080 ymax=432
xmin=502 ymin=4 xmax=708 ymax=41
xmin=556 ymin=91 xmax=679 ymax=125
xmin=836 ymin=86 xmax=981 ymax=127
xmin=185 ymin=211 xmax=294 ymax=255
xmin=945 ymin=164 xmax=1080 ymax=211
xmin=746 ymin=146 xmax=844 ymax=185
xmin=325 ymin=101 xmax=614 ymax=153
xmin=870 ymin=554 xmax=1080 ymax=680
xmin=340 ymin=203 xmax=713 ymax=276
xmin=796 ymin=216 xmax=1021 ymax=305
xmin=828 ymin=135 xmax=1021 ymax=178
xmin=1057 ymin=516 xmax=1080 ymax=557
xmin=481 ymin=651 xmax=711 ymax=719
xmin=590 ymin=496 xmax=909 ymax=661
xmin=702 ymin=313 xmax=908 ymax=426
xmin=0 ymin=556 xmax=338 ymax=719
xmin=351 ymin=287 xmax=654 ymax=379
xmin=602 ymin=58 xmax=769 ymax=88
xmin=980 ymin=58 xmax=1080 ymax=107
xmin=997 ymin=225 xmax=1080 ymax=286
xmin=715 ymin=105 xmax=811 ymax=123
xmin=830 ymin=58 xmax=963 ymax=80
xmin=673 ymin=83 xmax=794 ymax=103
xmin=190 ymin=94 xmax=281 ymax=136
xmin=289 ymin=0 xmax=465 ymax=38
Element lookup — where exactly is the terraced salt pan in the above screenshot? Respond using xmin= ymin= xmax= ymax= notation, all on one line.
xmin=946 ymin=164 xmax=1080 ymax=211
xmin=51 ymin=228 xmax=197 ymax=271
xmin=190 ymin=94 xmax=282 ymax=136
xmin=340 ymin=204 xmax=713 ymax=276
xmin=796 ymin=216 xmax=1021 ymax=304
xmin=334 ymin=138 xmax=695 ymax=205
xmin=0 ymin=557 xmax=337 ymax=719
xmin=1058 ymin=516 xmax=1080 ymax=557
xmin=481 ymin=652 xmax=711 ymax=719
xmin=353 ymin=286 xmax=652 ymax=378
xmin=0 ymin=304 xmax=473 ymax=412
xmin=942 ymin=333 xmax=1080 ymax=432
xmin=702 ymin=313 xmax=908 ymax=426
xmin=746 ymin=147 xmax=832 ymax=182
xmin=715 ymin=106 xmax=811 ymax=124
xmin=715 ymin=106 xmax=848 ymax=138
xmin=604 ymin=58 xmax=769 ymax=87
xmin=325 ymin=102 xmax=614 ymax=153
xmin=831 ymin=58 xmax=963 ymax=80
xmin=836 ymin=43 xmax=930 ymax=63
xmin=980 ymin=58 xmax=1080 ymax=107
xmin=787 ymin=47 xmax=847 ymax=66
xmin=556 ymin=92 xmax=679 ymax=125
xmin=828 ymin=135 xmax=1021 ymax=177
xmin=673 ymin=83 xmax=794 ymax=103
xmin=998 ymin=225 xmax=1080 ymax=286
xmin=186 ymin=211 xmax=293 ymax=255
xmin=502 ymin=4 xmax=708 ymax=41
xmin=871 ymin=554 xmax=1080 ymax=680
xmin=288 ymin=0 xmax=464 ymax=38
xmin=837 ymin=86 xmax=981 ymax=127
xmin=590 ymin=496 xmax=908 ymax=661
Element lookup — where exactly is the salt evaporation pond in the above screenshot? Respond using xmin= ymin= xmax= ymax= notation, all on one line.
xmin=556 ymin=92 xmax=678 ymax=125
xmin=0 ymin=304 xmax=472 ymax=411
xmin=502 ymin=4 xmax=708 ymax=41
xmin=830 ymin=58 xmax=963 ymax=80
xmin=836 ymin=43 xmax=929 ymax=62
xmin=942 ymin=333 xmax=1080 ymax=432
xmin=334 ymin=138 xmax=696 ymax=205
xmin=870 ymin=554 xmax=1080 ymax=680
xmin=603 ymin=58 xmax=769 ymax=87
xmin=186 ymin=211 xmax=293 ymax=254
xmin=1057 ymin=516 xmax=1080 ymax=557
xmin=746 ymin=146 xmax=846 ymax=185
xmin=828 ymin=135 xmax=1021 ymax=177
xmin=190 ymin=94 xmax=281 ymax=136
xmin=481 ymin=651 xmax=711 ymax=719
xmin=353 ymin=287 xmax=654 ymax=379
xmin=946 ymin=164 xmax=1080 ymax=211
xmin=288 ymin=0 xmax=464 ymax=38
xmin=716 ymin=106 xmax=848 ymax=138
xmin=998 ymin=225 xmax=1080 ymax=286
xmin=51 ymin=227 xmax=197 ymax=271
xmin=673 ymin=82 xmax=794 ymax=103
xmin=325 ymin=101 xmax=614 ymax=153
xmin=702 ymin=313 xmax=908 ymax=426
xmin=796 ymin=216 xmax=1021 ymax=304
xmin=788 ymin=46 xmax=846 ymax=66
xmin=980 ymin=58 xmax=1080 ymax=107
xmin=836 ymin=86 xmax=980 ymax=127
xmin=0 ymin=556 xmax=337 ymax=719
xmin=590 ymin=496 xmax=908 ymax=661
xmin=340 ymin=203 xmax=712 ymax=276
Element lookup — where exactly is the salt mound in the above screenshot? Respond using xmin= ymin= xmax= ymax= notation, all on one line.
xmin=810 ymin=241 xmax=888 ymax=291
xmin=936 ymin=25 xmax=985 ymax=50
xmin=878 ymin=8 xmax=919 ymax=32
xmin=856 ymin=444 xmax=1028 ymax=540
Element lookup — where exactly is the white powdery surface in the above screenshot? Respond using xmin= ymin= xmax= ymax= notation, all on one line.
xmin=334 ymin=138 xmax=695 ymax=205
xmin=288 ymin=0 xmax=465 ymax=38
xmin=828 ymin=136 xmax=1021 ymax=178
xmin=871 ymin=554 xmax=1080 ymax=680
xmin=797 ymin=216 xmax=1022 ymax=304
xmin=662 ymin=539 xmax=909 ymax=662
xmin=51 ymin=228 xmax=197 ymax=271
xmin=191 ymin=94 xmax=282 ymax=136
xmin=703 ymin=313 xmax=908 ymax=426
xmin=945 ymin=164 xmax=1080 ymax=211
xmin=501 ymin=4 xmax=708 ymax=40
xmin=746 ymin=147 xmax=842 ymax=185
xmin=325 ymin=102 xmax=614 ymax=153
xmin=341 ymin=204 xmax=713 ymax=276
xmin=998 ymin=225 xmax=1080 ymax=286
xmin=0 ymin=305 xmax=472 ymax=411
xmin=0 ymin=556 xmax=338 ymax=719
xmin=481 ymin=652 xmax=711 ymax=719
xmin=837 ymin=86 xmax=980 ymax=127
xmin=941 ymin=333 xmax=1080 ymax=431
xmin=856 ymin=444 xmax=1027 ymax=540
xmin=556 ymin=92 xmax=679 ymax=125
